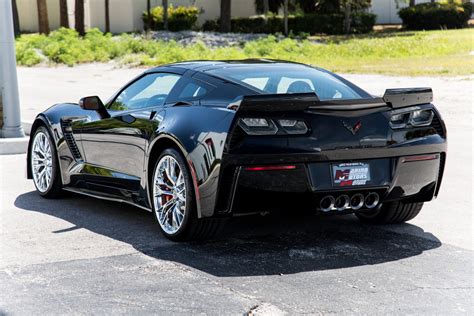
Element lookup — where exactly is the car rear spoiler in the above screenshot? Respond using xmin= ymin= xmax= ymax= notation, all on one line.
xmin=230 ymin=88 xmax=433 ymax=112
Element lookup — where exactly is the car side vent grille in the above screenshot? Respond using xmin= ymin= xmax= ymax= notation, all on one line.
xmin=430 ymin=115 xmax=445 ymax=137
xmin=435 ymin=152 xmax=446 ymax=196
xmin=227 ymin=125 xmax=245 ymax=151
xmin=61 ymin=121 xmax=83 ymax=161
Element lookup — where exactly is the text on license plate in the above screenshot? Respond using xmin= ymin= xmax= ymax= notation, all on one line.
xmin=332 ymin=162 xmax=371 ymax=186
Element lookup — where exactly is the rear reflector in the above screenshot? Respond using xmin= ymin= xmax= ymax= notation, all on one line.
xmin=402 ymin=154 xmax=439 ymax=163
xmin=245 ymin=165 xmax=297 ymax=171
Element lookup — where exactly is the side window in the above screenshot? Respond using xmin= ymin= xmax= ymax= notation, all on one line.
xmin=109 ymin=73 xmax=181 ymax=111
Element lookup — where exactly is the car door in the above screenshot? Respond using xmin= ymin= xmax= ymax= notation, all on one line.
xmin=76 ymin=72 xmax=182 ymax=196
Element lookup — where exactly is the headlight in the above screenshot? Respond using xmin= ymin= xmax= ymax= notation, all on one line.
xmin=410 ymin=109 xmax=434 ymax=126
xmin=239 ymin=118 xmax=278 ymax=135
xmin=278 ymin=119 xmax=308 ymax=135
xmin=389 ymin=108 xmax=434 ymax=129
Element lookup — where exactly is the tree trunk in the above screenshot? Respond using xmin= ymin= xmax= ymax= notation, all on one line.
xmin=37 ymin=0 xmax=50 ymax=34
xmin=12 ymin=0 xmax=20 ymax=36
xmin=344 ymin=0 xmax=352 ymax=35
xmin=409 ymin=0 xmax=416 ymax=6
xmin=105 ymin=0 xmax=110 ymax=32
xmin=163 ymin=0 xmax=168 ymax=30
xmin=263 ymin=0 xmax=269 ymax=15
xmin=59 ymin=0 xmax=69 ymax=28
xmin=220 ymin=0 xmax=231 ymax=33
xmin=75 ymin=0 xmax=85 ymax=35
xmin=283 ymin=0 xmax=288 ymax=36
xmin=146 ymin=0 xmax=151 ymax=31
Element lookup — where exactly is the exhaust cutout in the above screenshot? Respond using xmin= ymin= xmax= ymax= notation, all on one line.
xmin=334 ymin=195 xmax=350 ymax=211
xmin=365 ymin=192 xmax=380 ymax=209
xmin=350 ymin=193 xmax=364 ymax=210
xmin=320 ymin=195 xmax=335 ymax=212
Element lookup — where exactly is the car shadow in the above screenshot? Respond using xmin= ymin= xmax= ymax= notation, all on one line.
xmin=14 ymin=191 xmax=441 ymax=277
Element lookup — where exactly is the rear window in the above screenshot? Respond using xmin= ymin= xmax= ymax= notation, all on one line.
xmin=206 ymin=64 xmax=369 ymax=100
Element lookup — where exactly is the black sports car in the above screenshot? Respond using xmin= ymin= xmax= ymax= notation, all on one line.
xmin=27 ymin=60 xmax=447 ymax=241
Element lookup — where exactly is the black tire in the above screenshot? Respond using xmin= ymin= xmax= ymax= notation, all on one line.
xmin=151 ymin=148 xmax=223 ymax=241
xmin=29 ymin=126 xmax=63 ymax=198
xmin=356 ymin=201 xmax=423 ymax=224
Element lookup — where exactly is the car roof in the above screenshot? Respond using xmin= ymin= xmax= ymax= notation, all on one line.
xmin=147 ymin=59 xmax=310 ymax=72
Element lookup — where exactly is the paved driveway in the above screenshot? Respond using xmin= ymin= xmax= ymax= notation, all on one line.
xmin=0 ymin=65 xmax=472 ymax=314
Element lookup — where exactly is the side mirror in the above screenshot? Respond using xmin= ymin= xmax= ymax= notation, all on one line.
xmin=79 ymin=96 xmax=104 ymax=110
xmin=79 ymin=96 xmax=110 ymax=119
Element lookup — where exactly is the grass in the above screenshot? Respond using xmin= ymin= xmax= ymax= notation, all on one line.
xmin=15 ymin=27 xmax=474 ymax=76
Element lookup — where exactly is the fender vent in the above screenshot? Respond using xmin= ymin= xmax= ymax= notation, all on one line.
xmin=61 ymin=121 xmax=83 ymax=161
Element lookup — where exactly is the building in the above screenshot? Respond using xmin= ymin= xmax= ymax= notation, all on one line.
xmin=16 ymin=0 xmax=451 ymax=33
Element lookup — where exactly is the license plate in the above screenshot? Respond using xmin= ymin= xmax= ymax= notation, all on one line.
xmin=332 ymin=162 xmax=371 ymax=186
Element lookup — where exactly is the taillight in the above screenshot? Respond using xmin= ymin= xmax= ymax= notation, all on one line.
xmin=238 ymin=118 xmax=308 ymax=135
xmin=277 ymin=119 xmax=308 ymax=134
xmin=389 ymin=107 xmax=434 ymax=129
xmin=238 ymin=118 xmax=278 ymax=135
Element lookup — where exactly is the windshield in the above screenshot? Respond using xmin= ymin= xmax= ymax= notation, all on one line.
xmin=206 ymin=64 xmax=370 ymax=100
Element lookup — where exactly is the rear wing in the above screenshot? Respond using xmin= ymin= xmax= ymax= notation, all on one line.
xmin=230 ymin=88 xmax=433 ymax=112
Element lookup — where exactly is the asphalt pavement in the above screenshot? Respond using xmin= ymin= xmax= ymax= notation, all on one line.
xmin=0 ymin=65 xmax=472 ymax=315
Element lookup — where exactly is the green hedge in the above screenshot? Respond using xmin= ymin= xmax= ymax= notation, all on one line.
xmin=143 ymin=6 xmax=199 ymax=31
xmin=202 ymin=13 xmax=376 ymax=35
xmin=399 ymin=2 xmax=472 ymax=30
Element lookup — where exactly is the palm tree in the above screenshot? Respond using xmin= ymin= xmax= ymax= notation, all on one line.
xmin=105 ymin=0 xmax=110 ymax=32
xmin=409 ymin=0 xmax=415 ymax=6
xmin=343 ymin=0 xmax=352 ymax=34
xmin=263 ymin=0 xmax=269 ymax=15
xmin=12 ymin=0 xmax=20 ymax=36
xmin=163 ymin=0 xmax=169 ymax=30
xmin=59 ymin=0 xmax=69 ymax=28
xmin=37 ymin=0 xmax=50 ymax=34
xmin=220 ymin=0 xmax=231 ymax=32
xmin=75 ymin=0 xmax=85 ymax=35
xmin=283 ymin=0 xmax=288 ymax=36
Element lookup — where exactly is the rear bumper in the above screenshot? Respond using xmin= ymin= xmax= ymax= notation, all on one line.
xmin=215 ymin=146 xmax=446 ymax=216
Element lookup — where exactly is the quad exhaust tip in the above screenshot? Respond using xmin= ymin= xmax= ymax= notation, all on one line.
xmin=364 ymin=192 xmax=380 ymax=209
xmin=319 ymin=192 xmax=380 ymax=212
xmin=320 ymin=195 xmax=335 ymax=212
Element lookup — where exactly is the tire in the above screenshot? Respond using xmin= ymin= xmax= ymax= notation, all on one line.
xmin=356 ymin=201 xmax=423 ymax=224
xmin=29 ymin=126 xmax=63 ymax=198
xmin=151 ymin=148 xmax=223 ymax=241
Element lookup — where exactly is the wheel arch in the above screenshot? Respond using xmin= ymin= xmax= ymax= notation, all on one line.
xmin=146 ymin=134 xmax=203 ymax=218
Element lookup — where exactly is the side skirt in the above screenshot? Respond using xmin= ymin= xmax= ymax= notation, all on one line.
xmin=63 ymin=187 xmax=153 ymax=212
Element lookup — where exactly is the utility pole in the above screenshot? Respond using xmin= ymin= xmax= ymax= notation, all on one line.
xmin=0 ymin=0 xmax=24 ymax=138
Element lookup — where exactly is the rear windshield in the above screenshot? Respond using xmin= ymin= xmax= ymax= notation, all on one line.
xmin=206 ymin=64 xmax=369 ymax=100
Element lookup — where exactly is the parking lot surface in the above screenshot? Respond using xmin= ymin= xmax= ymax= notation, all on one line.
xmin=1 ymin=65 xmax=472 ymax=314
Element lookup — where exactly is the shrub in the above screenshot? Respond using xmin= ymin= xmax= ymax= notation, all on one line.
xmin=202 ymin=12 xmax=376 ymax=35
xmin=143 ymin=5 xmax=199 ymax=31
xmin=399 ymin=2 xmax=472 ymax=30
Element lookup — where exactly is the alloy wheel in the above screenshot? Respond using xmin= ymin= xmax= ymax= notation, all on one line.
xmin=31 ymin=131 xmax=53 ymax=193
xmin=153 ymin=155 xmax=186 ymax=235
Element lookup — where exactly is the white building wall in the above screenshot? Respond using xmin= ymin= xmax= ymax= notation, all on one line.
xmin=17 ymin=0 xmax=60 ymax=32
xmin=370 ymin=0 xmax=434 ymax=24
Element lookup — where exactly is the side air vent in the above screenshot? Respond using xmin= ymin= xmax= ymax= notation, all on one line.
xmin=430 ymin=115 xmax=445 ymax=137
xmin=61 ymin=121 xmax=83 ymax=161
xmin=226 ymin=125 xmax=245 ymax=152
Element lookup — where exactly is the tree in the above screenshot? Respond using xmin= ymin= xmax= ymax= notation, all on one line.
xmin=343 ymin=0 xmax=352 ymax=34
xmin=409 ymin=0 xmax=415 ymax=6
xmin=12 ymin=0 xmax=20 ymax=36
xmin=37 ymin=0 xmax=50 ymax=34
xmin=283 ymin=0 xmax=288 ymax=36
xmin=220 ymin=0 xmax=231 ymax=32
xmin=146 ymin=0 xmax=151 ymax=31
xmin=263 ymin=0 xmax=269 ymax=15
xmin=105 ymin=0 xmax=110 ymax=32
xmin=163 ymin=0 xmax=169 ymax=30
xmin=75 ymin=0 xmax=85 ymax=35
xmin=59 ymin=0 xmax=69 ymax=28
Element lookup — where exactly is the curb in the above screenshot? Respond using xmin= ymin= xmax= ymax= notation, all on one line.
xmin=0 ymin=121 xmax=32 ymax=155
